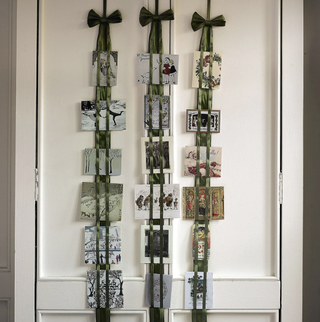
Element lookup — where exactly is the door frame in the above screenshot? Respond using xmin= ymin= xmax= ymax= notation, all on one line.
xmin=14 ymin=0 xmax=303 ymax=321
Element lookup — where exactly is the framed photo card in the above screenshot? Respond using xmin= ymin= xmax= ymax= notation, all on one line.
xmin=92 ymin=51 xmax=118 ymax=86
xmin=141 ymin=225 xmax=173 ymax=263
xmin=137 ymin=53 xmax=179 ymax=85
xmin=184 ymin=146 xmax=221 ymax=177
xmin=186 ymin=109 xmax=220 ymax=133
xmin=182 ymin=186 xmax=224 ymax=220
xmin=144 ymin=95 xmax=170 ymax=130
xmin=141 ymin=136 xmax=174 ymax=174
xmin=192 ymin=51 xmax=222 ymax=89
xmin=135 ymin=184 xmax=180 ymax=219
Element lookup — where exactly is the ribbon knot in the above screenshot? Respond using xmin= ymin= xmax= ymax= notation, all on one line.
xmin=87 ymin=9 xmax=122 ymax=28
xmin=139 ymin=7 xmax=174 ymax=27
xmin=191 ymin=12 xmax=226 ymax=32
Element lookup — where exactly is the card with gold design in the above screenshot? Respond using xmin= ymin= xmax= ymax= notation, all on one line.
xmin=182 ymin=186 xmax=224 ymax=220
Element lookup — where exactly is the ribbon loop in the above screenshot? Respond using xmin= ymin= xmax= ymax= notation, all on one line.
xmin=139 ymin=7 xmax=174 ymax=27
xmin=191 ymin=12 xmax=226 ymax=31
xmin=87 ymin=9 xmax=122 ymax=28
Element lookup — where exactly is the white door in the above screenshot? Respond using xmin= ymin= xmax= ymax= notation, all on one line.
xmin=14 ymin=0 xmax=303 ymax=321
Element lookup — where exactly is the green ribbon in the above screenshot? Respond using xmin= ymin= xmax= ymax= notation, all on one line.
xmin=191 ymin=12 xmax=226 ymax=32
xmin=88 ymin=9 xmax=122 ymax=27
xmin=88 ymin=2 xmax=122 ymax=321
xmin=191 ymin=2 xmax=226 ymax=321
xmin=139 ymin=7 xmax=174 ymax=27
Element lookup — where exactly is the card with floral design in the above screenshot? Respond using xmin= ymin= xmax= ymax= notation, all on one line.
xmin=145 ymin=273 xmax=173 ymax=308
xmin=192 ymin=51 xmax=222 ymax=89
xmin=184 ymin=146 xmax=221 ymax=177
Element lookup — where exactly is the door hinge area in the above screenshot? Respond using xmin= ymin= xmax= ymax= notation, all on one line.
xmin=279 ymin=172 xmax=283 ymax=205
xmin=35 ymin=168 xmax=39 ymax=201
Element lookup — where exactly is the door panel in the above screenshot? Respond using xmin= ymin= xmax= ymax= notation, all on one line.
xmin=38 ymin=0 xmax=281 ymax=319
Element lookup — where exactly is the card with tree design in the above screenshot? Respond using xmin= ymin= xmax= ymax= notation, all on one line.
xmin=144 ymin=95 xmax=170 ymax=130
xmin=80 ymin=182 xmax=123 ymax=221
xmin=84 ymin=148 xmax=121 ymax=176
xmin=87 ymin=270 xmax=124 ymax=308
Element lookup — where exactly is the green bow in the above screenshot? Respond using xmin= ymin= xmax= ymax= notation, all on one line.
xmin=191 ymin=12 xmax=226 ymax=31
xmin=139 ymin=7 xmax=174 ymax=27
xmin=87 ymin=9 xmax=122 ymax=28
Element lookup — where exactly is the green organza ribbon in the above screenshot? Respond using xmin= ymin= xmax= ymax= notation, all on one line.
xmin=88 ymin=2 xmax=121 ymax=322
xmin=139 ymin=7 xmax=174 ymax=27
xmin=192 ymin=1 xmax=225 ymax=322
xmin=139 ymin=1 xmax=173 ymax=321
xmin=88 ymin=9 xmax=122 ymax=27
xmin=191 ymin=12 xmax=226 ymax=31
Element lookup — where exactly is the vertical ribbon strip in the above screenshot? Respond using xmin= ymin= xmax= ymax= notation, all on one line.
xmin=191 ymin=1 xmax=226 ymax=321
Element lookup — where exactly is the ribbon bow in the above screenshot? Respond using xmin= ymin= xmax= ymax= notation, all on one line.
xmin=139 ymin=7 xmax=174 ymax=27
xmin=87 ymin=9 xmax=122 ymax=28
xmin=191 ymin=12 xmax=226 ymax=31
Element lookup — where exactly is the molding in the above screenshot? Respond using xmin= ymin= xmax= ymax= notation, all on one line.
xmin=37 ymin=309 xmax=147 ymax=321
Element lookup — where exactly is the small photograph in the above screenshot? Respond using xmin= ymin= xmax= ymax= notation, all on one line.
xmin=145 ymin=273 xmax=173 ymax=308
xmin=192 ymin=224 xmax=211 ymax=260
xmin=81 ymin=100 xmax=126 ymax=131
xmin=92 ymin=51 xmax=118 ymax=86
xmin=84 ymin=148 xmax=122 ymax=176
xmin=182 ymin=186 xmax=224 ymax=220
xmin=192 ymin=51 xmax=222 ymax=89
xmin=184 ymin=272 xmax=213 ymax=309
xmin=186 ymin=109 xmax=220 ymax=133
xmin=141 ymin=225 xmax=173 ymax=264
xmin=87 ymin=270 xmax=124 ymax=308
xmin=144 ymin=95 xmax=170 ymax=130
xmin=134 ymin=184 xmax=180 ymax=219
xmin=137 ymin=53 xmax=179 ymax=85
xmin=80 ymin=182 xmax=123 ymax=221
xmin=141 ymin=136 xmax=173 ymax=174
xmin=184 ymin=146 xmax=221 ymax=177
xmin=85 ymin=226 xmax=121 ymax=265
